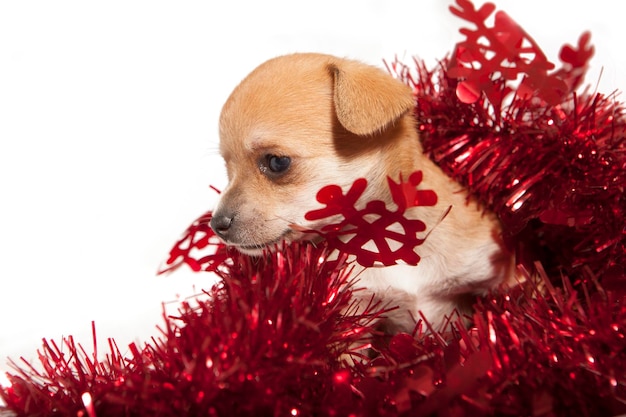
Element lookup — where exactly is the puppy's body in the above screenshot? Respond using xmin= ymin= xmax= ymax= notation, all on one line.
xmin=211 ymin=53 xmax=514 ymax=332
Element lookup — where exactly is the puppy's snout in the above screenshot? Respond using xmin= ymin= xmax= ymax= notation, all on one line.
xmin=210 ymin=213 xmax=234 ymax=240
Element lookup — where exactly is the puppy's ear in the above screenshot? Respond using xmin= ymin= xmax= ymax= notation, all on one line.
xmin=329 ymin=61 xmax=415 ymax=136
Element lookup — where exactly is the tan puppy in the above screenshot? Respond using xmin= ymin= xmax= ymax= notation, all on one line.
xmin=211 ymin=53 xmax=514 ymax=333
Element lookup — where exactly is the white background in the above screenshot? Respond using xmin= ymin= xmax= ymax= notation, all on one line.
xmin=0 ymin=0 xmax=624 ymax=381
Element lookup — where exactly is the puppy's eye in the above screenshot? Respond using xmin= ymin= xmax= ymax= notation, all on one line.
xmin=266 ymin=155 xmax=291 ymax=174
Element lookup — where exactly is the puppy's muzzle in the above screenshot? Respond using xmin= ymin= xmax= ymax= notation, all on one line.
xmin=210 ymin=212 xmax=234 ymax=241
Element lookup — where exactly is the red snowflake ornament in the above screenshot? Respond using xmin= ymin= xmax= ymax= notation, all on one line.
xmin=159 ymin=210 xmax=229 ymax=274
xmin=448 ymin=0 xmax=593 ymax=109
xmin=304 ymin=171 xmax=437 ymax=267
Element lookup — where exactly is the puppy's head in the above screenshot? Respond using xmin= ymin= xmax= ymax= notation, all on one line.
xmin=211 ymin=53 xmax=416 ymax=255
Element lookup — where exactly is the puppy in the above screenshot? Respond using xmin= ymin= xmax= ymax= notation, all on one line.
xmin=210 ymin=53 xmax=514 ymax=333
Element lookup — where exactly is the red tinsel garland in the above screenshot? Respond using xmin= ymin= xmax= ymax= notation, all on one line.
xmin=2 ymin=245 xmax=385 ymax=417
xmin=2 ymin=0 xmax=626 ymax=416
xmin=388 ymin=1 xmax=625 ymax=284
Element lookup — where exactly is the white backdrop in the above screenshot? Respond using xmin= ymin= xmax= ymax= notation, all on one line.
xmin=1 ymin=0 xmax=624 ymax=379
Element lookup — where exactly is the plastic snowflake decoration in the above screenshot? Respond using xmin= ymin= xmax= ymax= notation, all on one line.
xmin=160 ymin=210 xmax=229 ymax=274
xmin=304 ymin=170 xmax=437 ymax=267
xmin=448 ymin=0 xmax=594 ymax=110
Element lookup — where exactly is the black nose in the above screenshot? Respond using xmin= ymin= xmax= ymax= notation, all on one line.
xmin=210 ymin=213 xmax=234 ymax=240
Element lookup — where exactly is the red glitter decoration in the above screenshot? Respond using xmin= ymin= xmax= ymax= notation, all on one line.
xmin=2 ymin=0 xmax=626 ymax=416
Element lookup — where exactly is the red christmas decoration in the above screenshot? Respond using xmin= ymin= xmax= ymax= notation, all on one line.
xmin=302 ymin=170 xmax=437 ymax=267
xmin=159 ymin=210 xmax=229 ymax=274
xmin=447 ymin=0 xmax=593 ymax=107
xmin=1 ymin=245 xmax=388 ymax=417
xmin=2 ymin=1 xmax=625 ymax=416
xmin=388 ymin=0 xmax=624 ymax=285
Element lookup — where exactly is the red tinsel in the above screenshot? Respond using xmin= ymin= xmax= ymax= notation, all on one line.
xmin=2 ymin=244 xmax=385 ymax=416
xmin=388 ymin=0 xmax=625 ymax=285
xmin=2 ymin=0 xmax=626 ymax=416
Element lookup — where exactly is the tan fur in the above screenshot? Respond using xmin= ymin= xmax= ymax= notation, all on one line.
xmin=212 ymin=53 xmax=514 ymax=333
xmin=329 ymin=61 xmax=415 ymax=135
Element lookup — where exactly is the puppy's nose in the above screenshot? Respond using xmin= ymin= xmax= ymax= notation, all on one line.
xmin=210 ymin=213 xmax=234 ymax=240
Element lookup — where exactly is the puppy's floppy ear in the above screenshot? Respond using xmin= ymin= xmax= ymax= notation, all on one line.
xmin=329 ymin=60 xmax=415 ymax=136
